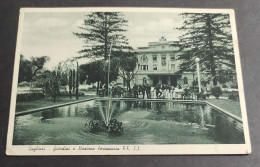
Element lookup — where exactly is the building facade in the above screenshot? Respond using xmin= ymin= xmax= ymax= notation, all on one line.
xmin=133 ymin=36 xmax=193 ymax=87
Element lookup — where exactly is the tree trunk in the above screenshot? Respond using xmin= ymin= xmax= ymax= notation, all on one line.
xmin=206 ymin=14 xmax=217 ymax=86
xmin=127 ymin=80 xmax=131 ymax=91
xmin=104 ymin=14 xmax=108 ymax=61
xmin=96 ymin=80 xmax=100 ymax=95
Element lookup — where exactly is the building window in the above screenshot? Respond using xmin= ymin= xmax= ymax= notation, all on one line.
xmin=140 ymin=65 xmax=148 ymax=71
xmin=143 ymin=65 xmax=147 ymax=71
xmin=143 ymin=77 xmax=147 ymax=84
xmin=161 ymin=55 xmax=166 ymax=66
xmin=153 ymin=55 xmax=157 ymax=62
xmin=171 ymin=64 xmax=175 ymax=70
xmin=140 ymin=55 xmax=148 ymax=63
xmin=184 ymin=77 xmax=188 ymax=84
xmin=153 ymin=64 xmax=157 ymax=70
xmin=170 ymin=54 xmax=175 ymax=61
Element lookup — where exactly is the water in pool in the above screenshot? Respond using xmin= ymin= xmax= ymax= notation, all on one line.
xmin=13 ymin=99 xmax=245 ymax=145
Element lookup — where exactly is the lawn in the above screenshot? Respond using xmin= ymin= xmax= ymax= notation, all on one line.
xmin=206 ymin=98 xmax=241 ymax=118
xmin=15 ymin=95 xmax=96 ymax=112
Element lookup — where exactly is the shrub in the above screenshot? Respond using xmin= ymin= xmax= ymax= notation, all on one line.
xmin=58 ymin=91 xmax=85 ymax=96
xmin=228 ymin=91 xmax=239 ymax=101
xmin=211 ymin=87 xmax=222 ymax=99
xmin=16 ymin=92 xmax=44 ymax=102
xmin=222 ymin=84 xmax=228 ymax=88
xmin=18 ymin=81 xmax=30 ymax=87
xmin=231 ymin=82 xmax=238 ymax=89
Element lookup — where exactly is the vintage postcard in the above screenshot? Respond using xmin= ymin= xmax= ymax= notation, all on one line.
xmin=6 ymin=7 xmax=251 ymax=155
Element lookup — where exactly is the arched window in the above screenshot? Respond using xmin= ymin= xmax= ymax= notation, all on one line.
xmin=184 ymin=77 xmax=188 ymax=84
xmin=143 ymin=77 xmax=147 ymax=84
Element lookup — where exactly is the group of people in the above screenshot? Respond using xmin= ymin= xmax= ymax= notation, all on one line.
xmin=133 ymin=83 xmax=185 ymax=99
xmin=98 ymin=84 xmax=124 ymax=98
xmin=99 ymin=82 xmax=194 ymax=99
xmin=133 ymin=83 xmax=152 ymax=99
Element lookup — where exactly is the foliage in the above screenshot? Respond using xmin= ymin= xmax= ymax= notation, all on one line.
xmin=175 ymin=13 xmax=235 ymax=86
xmin=58 ymin=91 xmax=85 ymax=96
xmin=16 ymin=92 xmax=44 ymax=102
xmin=74 ymin=12 xmax=134 ymax=93
xmin=74 ymin=12 xmax=131 ymax=60
xmin=228 ymin=91 xmax=239 ymax=101
xmin=231 ymin=82 xmax=238 ymax=88
xmin=49 ymin=70 xmax=61 ymax=102
xmin=113 ymin=51 xmax=138 ymax=90
xmin=217 ymin=69 xmax=236 ymax=85
xmin=211 ymin=86 xmax=222 ymax=99
xmin=33 ymin=69 xmax=51 ymax=95
xmin=60 ymin=72 xmax=68 ymax=86
xmin=79 ymin=59 xmax=119 ymax=88
xmin=31 ymin=56 xmax=50 ymax=80
xmin=18 ymin=81 xmax=30 ymax=87
xmin=18 ymin=55 xmax=33 ymax=83
xmin=18 ymin=54 xmax=50 ymax=88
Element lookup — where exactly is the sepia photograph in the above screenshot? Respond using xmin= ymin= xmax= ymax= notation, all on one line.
xmin=6 ymin=8 xmax=251 ymax=155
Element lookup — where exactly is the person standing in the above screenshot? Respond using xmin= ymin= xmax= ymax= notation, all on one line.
xmin=141 ymin=83 xmax=146 ymax=99
xmin=146 ymin=83 xmax=151 ymax=99
xmin=133 ymin=84 xmax=139 ymax=98
xmin=138 ymin=85 xmax=142 ymax=95
xmin=153 ymin=84 xmax=162 ymax=99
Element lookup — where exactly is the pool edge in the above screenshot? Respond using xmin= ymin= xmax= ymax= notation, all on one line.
xmin=15 ymin=97 xmax=97 ymax=117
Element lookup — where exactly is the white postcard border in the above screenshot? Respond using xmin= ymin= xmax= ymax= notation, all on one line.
xmin=6 ymin=7 xmax=251 ymax=155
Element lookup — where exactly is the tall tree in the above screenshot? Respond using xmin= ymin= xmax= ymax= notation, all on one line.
xmin=31 ymin=56 xmax=50 ymax=79
xmin=74 ymin=12 xmax=130 ymax=60
xmin=79 ymin=58 xmax=119 ymax=92
xmin=175 ymin=13 xmax=235 ymax=86
xmin=18 ymin=55 xmax=33 ymax=83
xmin=113 ymin=51 xmax=138 ymax=90
xmin=33 ymin=69 xmax=51 ymax=97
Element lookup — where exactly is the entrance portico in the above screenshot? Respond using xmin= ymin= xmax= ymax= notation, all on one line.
xmin=148 ymin=74 xmax=181 ymax=86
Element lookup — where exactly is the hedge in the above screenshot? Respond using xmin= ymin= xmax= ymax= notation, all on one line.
xmin=16 ymin=92 xmax=44 ymax=102
xmin=58 ymin=91 xmax=85 ymax=97
xmin=228 ymin=91 xmax=239 ymax=101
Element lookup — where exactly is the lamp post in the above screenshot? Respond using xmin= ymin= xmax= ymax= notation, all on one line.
xmin=195 ymin=57 xmax=201 ymax=93
xmin=107 ymin=38 xmax=114 ymax=97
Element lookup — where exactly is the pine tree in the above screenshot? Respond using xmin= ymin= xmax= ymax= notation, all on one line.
xmin=74 ymin=12 xmax=130 ymax=60
xmin=176 ymin=13 xmax=235 ymax=86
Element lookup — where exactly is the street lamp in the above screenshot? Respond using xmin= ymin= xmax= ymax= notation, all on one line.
xmin=195 ymin=57 xmax=201 ymax=93
xmin=107 ymin=37 xmax=114 ymax=97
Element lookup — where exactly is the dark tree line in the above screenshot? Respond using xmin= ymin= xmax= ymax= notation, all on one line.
xmin=18 ymin=55 xmax=50 ymax=84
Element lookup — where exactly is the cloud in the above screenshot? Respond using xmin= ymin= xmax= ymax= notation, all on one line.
xmin=125 ymin=17 xmax=183 ymax=48
xmin=72 ymin=19 xmax=84 ymax=28
xmin=33 ymin=18 xmax=69 ymax=27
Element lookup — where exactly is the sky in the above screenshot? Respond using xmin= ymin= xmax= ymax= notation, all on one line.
xmin=21 ymin=12 xmax=183 ymax=69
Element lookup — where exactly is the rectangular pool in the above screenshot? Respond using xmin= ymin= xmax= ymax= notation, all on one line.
xmin=13 ymin=99 xmax=245 ymax=145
